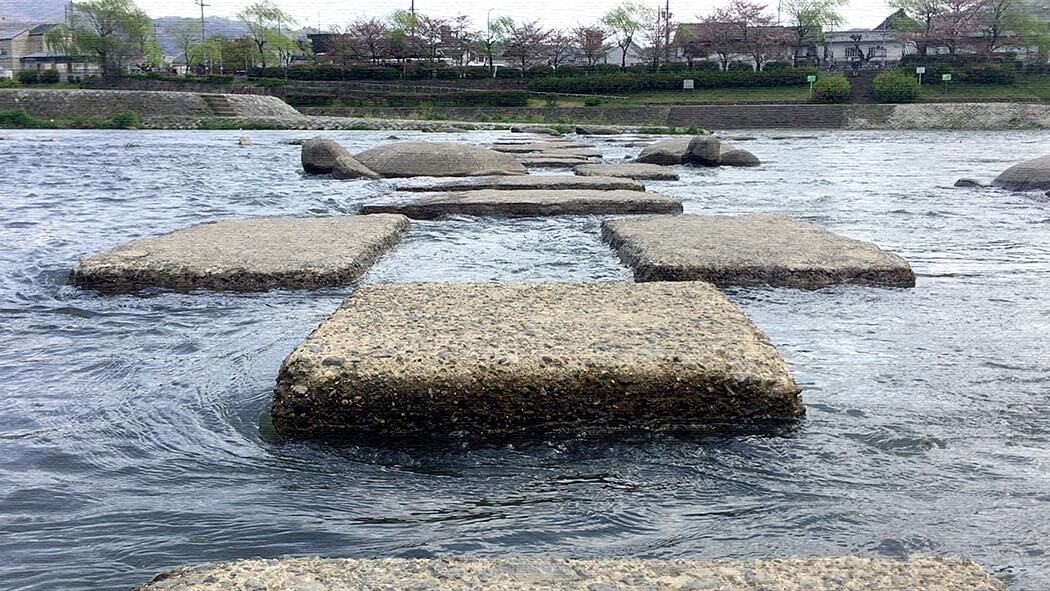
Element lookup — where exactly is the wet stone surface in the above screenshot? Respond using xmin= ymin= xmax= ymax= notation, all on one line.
xmin=394 ymin=175 xmax=645 ymax=193
xmin=362 ymin=189 xmax=681 ymax=219
xmin=271 ymin=282 xmax=803 ymax=442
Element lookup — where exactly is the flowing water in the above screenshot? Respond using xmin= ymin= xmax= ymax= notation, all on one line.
xmin=1 ymin=129 xmax=1048 ymax=590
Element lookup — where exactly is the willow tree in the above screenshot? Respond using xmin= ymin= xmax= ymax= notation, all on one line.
xmin=602 ymin=2 xmax=645 ymax=68
xmin=781 ymin=0 xmax=847 ymax=64
xmin=54 ymin=0 xmax=154 ymax=77
xmin=238 ymin=1 xmax=296 ymax=69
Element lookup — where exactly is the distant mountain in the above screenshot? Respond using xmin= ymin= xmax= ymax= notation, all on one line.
xmin=153 ymin=16 xmax=250 ymax=55
xmin=0 ymin=0 xmax=68 ymax=26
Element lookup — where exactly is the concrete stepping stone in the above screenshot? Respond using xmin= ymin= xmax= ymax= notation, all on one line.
xmin=602 ymin=214 xmax=915 ymax=289
xmin=516 ymin=155 xmax=601 ymax=168
xmin=575 ymin=163 xmax=680 ymax=181
xmin=354 ymin=142 xmax=526 ymax=178
xmin=270 ymin=282 xmax=803 ymax=441
xmin=362 ymin=189 xmax=681 ymax=219
xmin=138 ymin=557 xmax=1006 ymax=591
xmin=491 ymin=142 xmax=596 ymax=153
xmin=395 ymin=175 xmax=645 ymax=192
xmin=72 ymin=215 xmax=410 ymax=292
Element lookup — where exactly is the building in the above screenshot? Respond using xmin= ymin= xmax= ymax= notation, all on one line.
xmin=673 ymin=23 xmax=812 ymax=69
xmin=0 ymin=23 xmax=99 ymax=80
xmin=823 ymin=10 xmax=913 ymax=67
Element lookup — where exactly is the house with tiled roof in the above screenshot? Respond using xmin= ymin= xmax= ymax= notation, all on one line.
xmin=0 ymin=23 xmax=99 ymax=80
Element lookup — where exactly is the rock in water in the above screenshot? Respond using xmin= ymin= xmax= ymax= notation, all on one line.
xmin=238 ymin=137 xmax=252 ymax=146
xmin=575 ymin=125 xmax=621 ymax=135
xmin=511 ymin=126 xmax=562 ymax=136
xmin=602 ymin=213 xmax=915 ymax=289
xmin=332 ymin=154 xmax=380 ymax=180
xmin=395 ymin=175 xmax=645 ymax=192
xmin=687 ymin=136 xmax=723 ymax=166
xmin=354 ymin=142 xmax=527 ymax=178
xmin=574 ymin=163 xmax=680 ymax=181
xmin=72 ymin=215 xmax=409 ymax=292
xmin=270 ymin=282 xmax=803 ymax=441
xmin=720 ymin=147 xmax=762 ymax=167
xmin=954 ymin=178 xmax=984 ymax=188
xmin=362 ymin=189 xmax=681 ymax=219
xmin=992 ymin=155 xmax=1050 ymax=191
xmin=635 ymin=138 xmax=692 ymax=165
xmin=301 ymin=138 xmax=351 ymax=175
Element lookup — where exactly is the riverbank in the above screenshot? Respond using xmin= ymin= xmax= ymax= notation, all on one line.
xmin=136 ymin=556 xmax=1006 ymax=590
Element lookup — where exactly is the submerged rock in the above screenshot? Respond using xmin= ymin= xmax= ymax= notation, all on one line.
xmin=362 ymin=189 xmax=681 ymax=219
xmin=301 ymin=138 xmax=351 ymax=175
xmin=270 ymin=282 xmax=802 ymax=441
xmin=720 ymin=147 xmax=762 ymax=167
xmin=72 ymin=215 xmax=409 ymax=292
xmin=355 ymin=142 xmax=527 ymax=178
xmin=954 ymin=178 xmax=985 ymax=188
xmin=602 ymin=213 xmax=915 ymax=289
xmin=238 ymin=136 xmax=252 ymax=146
xmin=575 ymin=125 xmax=621 ymax=135
xmin=992 ymin=154 xmax=1050 ymax=191
xmin=574 ymin=163 xmax=680 ymax=181
xmin=138 ymin=556 xmax=1007 ymax=591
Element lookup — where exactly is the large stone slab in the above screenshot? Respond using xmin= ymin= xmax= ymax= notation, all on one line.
xmin=636 ymin=137 xmax=692 ymax=165
xmin=137 ymin=557 xmax=1006 ymax=591
xmin=395 ymin=175 xmax=645 ymax=192
xmin=354 ymin=142 xmax=526 ymax=178
xmin=575 ymin=163 xmax=680 ymax=180
xmin=72 ymin=215 xmax=409 ymax=292
xmin=516 ymin=155 xmax=600 ymax=168
xmin=992 ymin=154 xmax=1050 ymax=191
xmin=362 ymin=189 xmax=681 ymax=219
xmin=271 ymin=282 xmax=802 ymax=441
xmin=602 ymin=214 xmax=915 ymax=288
xmin=491 ymin=142 xmax=595 ymax=153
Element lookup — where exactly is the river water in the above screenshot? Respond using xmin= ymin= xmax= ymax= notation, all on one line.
xmin=1 ymin=129 xmax=1048 ymax=590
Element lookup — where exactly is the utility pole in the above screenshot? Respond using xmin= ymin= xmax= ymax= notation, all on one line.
xmin=663 ymin=0 xmax=672 ymax=67
xmin=194 ymin=0 xmax=209 ymax=72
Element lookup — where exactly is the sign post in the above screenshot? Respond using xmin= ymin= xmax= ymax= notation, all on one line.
xmin=942 ymin=73 xmax=952 ymax=96
xmin=807 ymin=74 xmax=817 ymax=97
xmin=916 ymin=66 xmax=926 ymax=85
xmin=683 ymin=79 xmax=694 ymax=91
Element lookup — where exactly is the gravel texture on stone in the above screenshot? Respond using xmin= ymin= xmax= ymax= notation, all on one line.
xmin=395 ymin=175 xmax=645 ymax=192
xmin=72 ymin=215 xmax=410 ymax=292
xmin=361 ymin=189 xmax=681 ymax=219
xmin=270 ymin=282 xmax=802 ymax=441
xmin=354 ymin=142 xmax=526 ymax=177
xmin=136 ymin=556 xmax=1006 ymax=591
xmin=301 ymin=139 xmax=351 ymax=175
xmin=602 ymin=214 xmax=915 ymax=289
xmin=575 ymin=163 xmax=680 ymax=180
xmin=992 ymin=154 xmax=1050 ymax=191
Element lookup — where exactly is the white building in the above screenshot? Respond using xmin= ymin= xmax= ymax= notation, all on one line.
xmin=824 ymin=10 xmax=912 ymax=67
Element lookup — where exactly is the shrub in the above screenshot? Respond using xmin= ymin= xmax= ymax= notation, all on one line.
xmin=0 ymin=79 xmax=20 ymax=88
xmin=594 ymin=64 xmax=621 ymax=75
xmin=495 ymin=67 xmax=523 ymax=79
xmin=812 ymin=74 xmax=852 ymax=103
xmin=691 ymin=61 xmax=721 ymax=72
xmin=0 ymin=107 xmax=53 ymax=128
xmin=462 ymin=66 xmax=491 ymax=79
xmin=18 ymin=71 xmax=39 ymax=84
xmin=874 ymin=70 xmax=921 ymax=103
xmin=528 ymin=68 xmax=815 ymax=94
xmin=109 ymin=111 xmax=141 ymax=129
xmin=39 ymin=70 xmax=61 ymax=84
xmin=583 ymin=97 xmax=602 ymax=106
xmin=555 ymin=65 xmax=585 ymax=78
xmin=254 ymin=77 xmax=288 ymax=88
xmin=544 ymin=94 xmax=558 ymax=107
xmin=728 ymin=62 xmax=754 ymax=72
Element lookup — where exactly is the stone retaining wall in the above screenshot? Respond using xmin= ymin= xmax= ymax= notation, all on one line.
xmin=847 ymin=102 xmax=1050 ymax=129
xmin=0 ymin=89 xmax=300 ymax=119
xmin=305 ymin=106 xmax=673 ymax=126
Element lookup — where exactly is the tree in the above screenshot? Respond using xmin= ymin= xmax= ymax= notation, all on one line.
xmin=545 ymin=31 xmax=577 ymax=68
xmin=504 ymin=20 xmax=551 ymax=76
xmin=166 ymin=21 xmax=201 ymax=72
xmin=694 ymin=13 xmax=741 ymax=71
xmin=781 ymin=0 xmax=847 ymax=64
xmin=414 ymin=14 xmax=449 ymax=68
xmin=480 ymin=15 xmax=513 ymax=73
xmin=932 ymin=0 xmax=984 ymax=54
xmin=602 ymin=2 xmax=645 ymax=68
xmin=573 ymin=25 xmax=610 ymax=67
xmin=446 ymin=15 xmax=477 ymax=73
xmin=640 ymin=5 xmax=677 ymax=70
xmin=238 ymin=1 xmax=296 ymax=69
xmin=1006 ymin=0 xmax=1050 ymax=62
xmin=63 ymin=0 xmax=154 ymax=77
xmin=891 ymin=0 xmax=947 ymax=55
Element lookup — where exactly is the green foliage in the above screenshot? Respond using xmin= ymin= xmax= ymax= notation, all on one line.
xmin=39 ymin=70 xmax=61 ymax=84
xmin=583 ymin=97 xmax=603 ymax=106
xmin=0 ymin=80 xmax=20 ymax=88
xmin=287 ymin=90 xmax=530 ymax=109
xmin=529 ymin=69 xmax=816 ymax=94
xmin=68 ymin=0 xmax=155 ymax=77
xmin=543 ymin=94 xmax=559 ymax=107
xmin=874 ymin=70 xmax=921 ymax=103
xmin=0 ymin=108 xmax=54 ymax=128
xmin=108 ymin=111 xmax=141 ymax=129
xmin=18 ymin=71 xmax=39 ymax=84
xmin=900 ymin=56 xmax=1018 ymax=85
xmin=812 ymin=74 xmax=852 ymax=103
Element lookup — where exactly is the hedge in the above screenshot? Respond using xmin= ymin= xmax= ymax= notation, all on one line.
xmin=874 ymin=70 xmax=920 ymax=103
xmin=812 ymin=75 xmax=852 ymax=103
xmin=528 ymin=69 xmax=816 ymax=94
xmin=287 ymin=89 xmax=529 ymax=108
xmin=896 ymin=60 xmax=1017 ymax=85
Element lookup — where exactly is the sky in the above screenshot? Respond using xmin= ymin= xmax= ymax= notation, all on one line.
xmin=132 ymin=0 xmax=899 ymax=31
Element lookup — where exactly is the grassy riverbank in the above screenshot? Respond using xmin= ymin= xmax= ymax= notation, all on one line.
xmin=0 ymin=107 xmax=142 ymax=130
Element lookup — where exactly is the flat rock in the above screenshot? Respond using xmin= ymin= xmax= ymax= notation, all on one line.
xmin=301 ymin=138 xmax=351 ymax=175
xmin=636 ymin=138 xmax=692 ymax=165
xmin=602 ymin=214 xmax=915 ymax=289
xmin=992 ymin=154 xmax=1050 ymax=191
xmin=575 ymin=125 xmax=621 ymax=135
xmin=511 ymin=125 xmax=562 ymax=136
xmin=332 ymin=154 xmax=380 ymax=180
xmin=575 ymin=163 xmax=680 ymax=181
xmin=138 ymin=557 xmax=1006 ymax=591
xmin=517 ymin=155 xmax=600 ymax=168
xmin=395 ymin=175 xmax=645 ymax=192
xmin=362 ymin=189 xmax=681 ymax=219
xmin=72 ymin=215 xmax=409 ymax=292
xmin=354 ymin=142 xmax=526 ymax=178
xmin=270 ymin=282 xmax=802 ymax=441
xmin=491 ymin=142 xmax=593 ymax=153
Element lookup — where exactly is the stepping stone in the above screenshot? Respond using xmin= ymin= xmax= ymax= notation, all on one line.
xmin=138 ymin=557 xmax=1006 ymax=591
xmin=575 ymin=163 xmax=680 ymax=181
xmin=72 ymin=215 xmax=410 ymax=292
xmin=270 ymin=282 xmax=803 ymax=441
xmin=395 ymin=175 xmax=645 ymax=192
xmin=354 ymin=142 xmax=526 ymax=178
xmin=362 ymin=189 xmax=681 ymax=219
xmin=602 ymin=214 xmax=915 ymax=289
xmin=491 ymin=142 xmax=595 ymax=153
xmin=516 ymin=155 xmax=600 ymax=168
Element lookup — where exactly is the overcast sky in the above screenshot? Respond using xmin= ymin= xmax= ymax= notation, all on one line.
xmin=135 ymin=0 xmax=897 ymax=31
